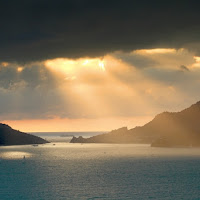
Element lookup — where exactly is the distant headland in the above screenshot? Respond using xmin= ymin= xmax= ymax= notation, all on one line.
xmin=0 ymin=123 xmax=49 ymax=146
xmin=70 ymin=101 xmax=200 ymax=147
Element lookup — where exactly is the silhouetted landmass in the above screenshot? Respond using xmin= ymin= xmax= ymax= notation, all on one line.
xmin=0 ymin=123 xmax=49 ymax=146
xmin=70 ymin=101 xmax=200 ymax=147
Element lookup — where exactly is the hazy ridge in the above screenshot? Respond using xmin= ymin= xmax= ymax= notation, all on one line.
xmin=71 ymin=101 xmax=200 ymax=147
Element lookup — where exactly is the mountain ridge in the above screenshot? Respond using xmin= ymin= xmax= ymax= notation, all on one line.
xmin=70 ymin=101 xmax=200 ymax=147
xmin=0 ymin=123 xmax=49 ymax=146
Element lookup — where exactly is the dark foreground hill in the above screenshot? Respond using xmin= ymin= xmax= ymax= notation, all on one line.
xmin=70 ymin=101 xmax=200 ymax=147
xmin=0 ymin=123 xmax=49 ymax=146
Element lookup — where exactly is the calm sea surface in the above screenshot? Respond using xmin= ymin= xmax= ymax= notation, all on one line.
xmin=0 ymin=133 xmax=200 ymax=200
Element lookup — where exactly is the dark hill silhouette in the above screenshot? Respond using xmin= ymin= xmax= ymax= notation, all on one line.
xmin=70 ymin=101 xmax=200 ymax=147
xmin=0 ymin=123 xmax=49 ymax=146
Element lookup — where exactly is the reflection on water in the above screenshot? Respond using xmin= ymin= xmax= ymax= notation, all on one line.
xmin=0 ymin=151 xmax=32 ymax=160
xmin=0 ymin=143 xmax=200 ymax=200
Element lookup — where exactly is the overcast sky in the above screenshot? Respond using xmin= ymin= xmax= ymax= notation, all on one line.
xmin=1 ymin=1 xmax=200 ymax=131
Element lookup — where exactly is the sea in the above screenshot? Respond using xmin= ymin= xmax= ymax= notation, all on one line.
xmin=29 ymin=131 xmax=106 ymax=143
xmin=0 ymin=132 xmax=200 ymax=200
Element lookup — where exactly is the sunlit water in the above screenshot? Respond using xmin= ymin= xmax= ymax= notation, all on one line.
xmin=0 ymin=143 xmax=200 ymax=200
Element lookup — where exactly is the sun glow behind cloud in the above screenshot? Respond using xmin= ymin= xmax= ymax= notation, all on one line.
xmin=135 ymin=48 xmax=176 ymax=55
xmin=2 ymin=48 xmax=200 ymax=131
xmin=44 ymin=57 xmax=106 ymax=75
xmin=192 ymin=56 xmax=200 ymax=68
xmin=17 ymin=67 xmax=23 ymax=72
xmin=44 ymin=56 xmax=142 ymax=120
xmin=43 ymin=48 xmax=200 ymax=123
xmin=43 ymin=54 xmax=179 ymax=122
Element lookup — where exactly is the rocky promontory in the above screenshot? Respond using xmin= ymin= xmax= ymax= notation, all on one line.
xmin=70 ymin=101 xmax=200 ymax=147
xmin=0 ymin=123 xmax=49 ymax=146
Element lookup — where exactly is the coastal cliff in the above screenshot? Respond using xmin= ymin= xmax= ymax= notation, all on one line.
xmin=0 ymin=123 xmax=49 ymax=146
xmin=70 ymin=101 xmax=200 ymax=147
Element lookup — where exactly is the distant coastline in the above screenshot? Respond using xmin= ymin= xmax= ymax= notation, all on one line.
xmin=30 ymin=131 xmax=107 ymax=143
xmin=0 ymin=123 xmax=49 ymax=146
xmin=70 ymin=101 xmax=200 ymax=147
xmin=2 ymin=101 xmax=200 ymax=147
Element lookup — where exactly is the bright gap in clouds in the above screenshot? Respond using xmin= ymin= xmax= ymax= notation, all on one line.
xmin=44 ymin=57 xmax=106 ymax=76
xmin=43 ymin=56 xmax=143 ymax=120
xmin=134 ymin=48 xmax=176 ymax=55
xmin=1 ymin=48 xmax=200 ymax=131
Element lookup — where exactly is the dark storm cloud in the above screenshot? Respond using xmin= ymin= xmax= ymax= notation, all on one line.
xmin=1 ymin=0 xmax=200 ymax=63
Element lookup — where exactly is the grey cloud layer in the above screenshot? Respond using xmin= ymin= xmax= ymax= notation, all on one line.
xmin=0 ymin=63 xmax=57 ymax=89
xmin=1 ymin=0 xmax=200 ymax=62
xmin=0 ymin=63 xmax=68 ymax=120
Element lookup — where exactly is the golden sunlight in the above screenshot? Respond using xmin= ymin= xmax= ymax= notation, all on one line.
xmin=0 ymin=152 xmax=32 ymax=160
xmin=44 ymin=57 xmax=106 ymax=76
xmin=194 ymin=56 xmax=200 ymax=62
xmin=0 ymin=50 xmax=193 ymax=132
xmin=17 ymin=51 xmax=191 ymax=132
xmin=135 ymin=48 xmax=176 ymax=55
xmin=82 ymin=59 xmax=89 ymax=65
xmin=98 ymin=61 xmax=105 ymax=71
xmin=192 ymin=56 xmax=200 ymax=68
xmin=1 ymin=62 xmax=9 ymax=67
xmin=17 ymin=67 xmax=23 ymax=72
xmin=2 ymin=116 xmax=153 ymax=132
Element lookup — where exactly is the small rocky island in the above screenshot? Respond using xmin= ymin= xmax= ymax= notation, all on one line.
xmin=70 ymin=101 xmax=200 ymax=147
xmin=0 ymin=123 xmax=49 ymax=146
